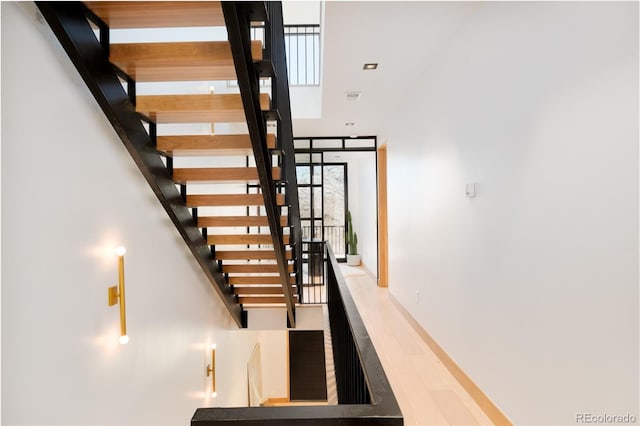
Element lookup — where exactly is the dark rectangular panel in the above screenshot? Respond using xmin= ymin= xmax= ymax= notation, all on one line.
xmin=289 ymin=330 xmax=328 ymax=401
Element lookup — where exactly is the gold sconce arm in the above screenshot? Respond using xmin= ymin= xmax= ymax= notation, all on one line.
xmin=207 ymin=344 xmax=216 ymax=397
xmin=108 ymin=246 xmax=128 ymax=344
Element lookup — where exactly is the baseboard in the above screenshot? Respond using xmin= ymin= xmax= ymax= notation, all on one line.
xmin=360 ymin=261 xmax=377 ymax=281
xmin=388 ymin=293 xmax=512 ymax=426
xmin=262 ymin=397 xmax=289 ymax=406
xmin=262 ymin=397 xmax=328 ymax=407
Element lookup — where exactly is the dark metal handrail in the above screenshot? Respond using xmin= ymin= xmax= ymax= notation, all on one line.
xmin=222 ymin=2 xmax=297 ymax=327
xmin=325 ymin=240 xmax=396 ymax=410
xmin=303 ymin=225 xmax=346 ymax=257
xmin=191 ymin=242 xmax=403 ymax=425
xmin=268 ymin=2 xmax=304 ymax=310
xmin=229 ymin=24 xmax=320 ymax=87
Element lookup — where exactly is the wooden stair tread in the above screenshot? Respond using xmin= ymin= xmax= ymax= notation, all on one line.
xmin=216 ymin=250 xmax=292 ymax=260
xmin=110 ymin=41 xmax=263 ymax=82
xmin=173 ymin=167 xmax=280 ymax=184
xmin=229 ymin=275 xmax=296 ymax=285
xmin=118 ymin=65 xmax=235 ymax=83
xmin=136 ymin=93 xmax=270 ymax=123
xmin=208 ymin=234 xmax=290 ymax=245
xmin=233 ymin=286 xmax=297 ymax=295
xmin=157 ymin=134 xmax=276 ymax=156
xmin=223 ymin=263 xmax=294 ymax=273
xmin=199 ymin=215 xmax=286 ymax=227
xmin=186 ymin=193 xmax=285 ymax=207
xmin=238 ymin=296 xmax=298 ymax=305
xmin=84 ymin=1 xmax=225 ymax=29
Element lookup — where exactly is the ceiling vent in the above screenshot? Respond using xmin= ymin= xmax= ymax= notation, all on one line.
xmin=345 ymin=92 xmax=361 ymax=101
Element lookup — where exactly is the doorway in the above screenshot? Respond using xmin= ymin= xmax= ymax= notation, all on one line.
xmin=296 ymin=159 xmax=348 ymax=260
xmin=294 ymin=137 xmax=378 ymax=271
xmin=289 ymin=330 xmax=328 ymax=402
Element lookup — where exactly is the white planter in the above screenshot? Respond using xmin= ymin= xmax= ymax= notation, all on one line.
xmin=346 ymin=254 xmax=361 ymax=266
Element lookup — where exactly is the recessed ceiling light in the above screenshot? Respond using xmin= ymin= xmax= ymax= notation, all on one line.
xmin=363 ymin=63 xmax=378 ymax=70
xmin=345 ymin=122 xmax=355 ymax=127
xmin=350 ymin=134 xmax=357 ymax=138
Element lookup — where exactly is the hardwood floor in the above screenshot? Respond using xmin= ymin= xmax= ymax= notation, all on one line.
xmin=339 ymin=265 xmax=496 ymax=426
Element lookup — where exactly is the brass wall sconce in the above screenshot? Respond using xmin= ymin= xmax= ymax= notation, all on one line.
xmin=108 ymin=246 xmax=128 ymax=344
xmin=206 ymin=344 xmax=217 ymax=398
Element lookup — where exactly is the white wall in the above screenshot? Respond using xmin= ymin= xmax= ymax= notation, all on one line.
xmin=387 ymin=2 xmax=638 ymax=425
xmin=333 ymin=151 xmax=377 ymax=271
xmin=290 ymin=86 xmax=322 ymax=119
xmin=283 ymin=1 xmax=321 ymax=26
xmin=0 ymin=3 xmax=281 ymax=424
xmin=256 ymin=331 xmax=289 ymax=399
xmin=355 ymin=152 xmax=378 ymax=274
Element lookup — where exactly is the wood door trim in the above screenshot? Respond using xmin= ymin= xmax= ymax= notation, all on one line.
xmin=377 ymin=145 xmax=389 ymax=287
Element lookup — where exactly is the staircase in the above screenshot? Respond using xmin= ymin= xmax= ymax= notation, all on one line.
xmin=38 ymin=1 xmax=302 ymax=327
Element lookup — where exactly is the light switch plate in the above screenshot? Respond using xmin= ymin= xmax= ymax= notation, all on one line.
xmin=465 ymin=183 xmax=476 ymax=198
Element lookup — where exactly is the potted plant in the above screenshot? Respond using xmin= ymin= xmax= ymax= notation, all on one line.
xmin=346 ymin=210 xmax=361 ymax=266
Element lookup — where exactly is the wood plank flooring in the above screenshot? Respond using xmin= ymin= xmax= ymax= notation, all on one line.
xmin=339 ymin=265 xmax=496 ymax=426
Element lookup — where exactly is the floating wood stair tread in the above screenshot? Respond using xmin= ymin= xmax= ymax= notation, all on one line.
xmin=229 ymin=275 xmax=296 ymax=285
xmin=173 ymin=167 xmax=280 ymax=184
xmin=136 ymin=93 xmax=270 ymax=123
xmin=186 ymin=193 xmax=285 ymax=207
xmin=84 ymin=1 xmax=225 ymax=29
xmin=199 ymin=216 xmax=286 ymax=227
xmin=223 ymin=263 xmax=294 ymax=273
xmin=233 ymin=286 xmax=297 ymax=295
xmin=216 ymin=250 xmax=292 ymax=260
xmin=157 ymin=134 xmax=276 ymax=156
xmin=208 ymin=234 xmax=290 ymax=245
xmin=238 ymin=296 xmax=298 ymax=305
xmin=110 ymin=41 xmax=263 ymax=82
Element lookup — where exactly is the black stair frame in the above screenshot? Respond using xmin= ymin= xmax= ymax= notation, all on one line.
xmin=36 ymin=1 xmax=245 ymax=328
xmin=267 ymin=1 xmax=304 ymax=300
xmin=222 ymin=1 xmax=298 ymax=327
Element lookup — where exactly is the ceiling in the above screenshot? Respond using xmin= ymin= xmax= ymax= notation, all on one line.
xmin=291 ymin=1 xmax=479 ymax=140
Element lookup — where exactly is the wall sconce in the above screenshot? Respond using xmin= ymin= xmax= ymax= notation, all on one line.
xmin=108 ymin=246 xmax=128 ymax=344
xmin=206 ymin=344 xmax=216 ymax=398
